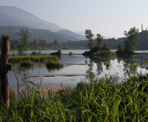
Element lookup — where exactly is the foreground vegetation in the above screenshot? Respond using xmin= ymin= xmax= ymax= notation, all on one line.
xmin=0 ymin=73 xmax=148 ymax=121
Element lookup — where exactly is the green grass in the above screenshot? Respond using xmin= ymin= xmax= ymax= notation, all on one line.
xmin=8 ymin=55 xmax=64 ymax=70
xmin=46 ymin=60 xmax=64 ymax=71
xmin=0 ymin=74 xmax=148 ymax=121
xmin=8 ymin=55 xmax=59 ymax=64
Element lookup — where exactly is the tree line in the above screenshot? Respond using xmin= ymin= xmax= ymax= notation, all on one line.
xmin=0 ymin=27 xmax=147 ymax=51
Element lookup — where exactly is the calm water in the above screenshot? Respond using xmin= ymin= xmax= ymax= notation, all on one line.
xmin=9 ymin=49 xmax=89 ymax=55
xmin=8 ymin=50 xmax=148 ymax=91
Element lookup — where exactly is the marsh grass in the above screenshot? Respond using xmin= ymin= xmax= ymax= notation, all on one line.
xmin=20 ymin=60 xmax=34 ymax=67
xmin=8 ymin=55 xmax=64 ymax=70
xmin=0 ymin=73 xmax=148 ymax=121
xmin=46 ymin=60 xmax=64 ymax=71
xmin=8 ymin=55 xmax=59 ymax=64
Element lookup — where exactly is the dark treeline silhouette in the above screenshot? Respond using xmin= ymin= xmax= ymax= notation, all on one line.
xmin=1 ymin=26 xmax=148 ymax=50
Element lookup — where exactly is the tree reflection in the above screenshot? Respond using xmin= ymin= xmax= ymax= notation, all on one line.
xmin=117 ymin=54 xmax=136 ymax=77
xmin=86 ymin=55 xmax=112 ymax=81
xmin=86 ymin=60 xmax=95 ymax=82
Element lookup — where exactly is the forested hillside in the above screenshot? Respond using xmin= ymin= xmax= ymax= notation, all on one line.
xmin=0 ymin=26 xmax=84 ymax=42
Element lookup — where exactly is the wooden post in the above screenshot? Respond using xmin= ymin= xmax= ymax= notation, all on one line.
xmin=0 ymin=34 xmax=12 ymax=108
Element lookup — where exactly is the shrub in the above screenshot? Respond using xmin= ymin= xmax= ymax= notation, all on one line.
xmin=50 ymin=50 xmax=61 ymax=58
xmin=20 ymin=60 xmax=33 ymax=67
xmin=46 ymin=60 xmax=64 ymax=71
xmin=69 ymin=52 xmax=73 ymax=55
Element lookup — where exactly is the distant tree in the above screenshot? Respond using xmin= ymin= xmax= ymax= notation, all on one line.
xmin=96 ymin=34 xmax=103 ymax=49
xmin=39 ymin=40 xmax=47 ymax=47
xmin=123 ymin=27 xmax=138 ymax=53
xmin=102 ymin=43 xmax=110 ymax=51
xmin=116 ymin=27 xmax=138 ymax=58
xmin=20 ymin=29 xmax=29 ymax=49
xmin=117 ymin=45 xmax=122 ymax=52
xmin=85 ymin=29 xmax=94 ymax=49
xmin=10 ymin=40 xmax=19 ymax=49
xmin=53 ymin=40 xmax=59 ymax=47
xmin=18 ymin=29 xmax=29 ymax=54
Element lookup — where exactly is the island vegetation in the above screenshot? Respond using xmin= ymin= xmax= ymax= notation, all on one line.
xmin=116 ymin=27 xmax=139 ymax=58
xmin=8 ymin=54 xmax=63 ymax=71
xmin=83 ymin=29 xmax=114 ymax=62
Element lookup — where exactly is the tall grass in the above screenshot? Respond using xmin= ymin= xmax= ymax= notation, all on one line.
xmin=0 ymin=74 xmax=148 ymax=121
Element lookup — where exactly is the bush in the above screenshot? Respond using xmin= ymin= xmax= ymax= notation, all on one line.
xmin=46 ymin=60 xmax=64 ymax=71
xmin=50 ymin=50 xmax=61 ymax=58
xmin=20 ymin=60 xmax=33 ymax=67
xmin=69 ymin=52 xmax=73 ymax=55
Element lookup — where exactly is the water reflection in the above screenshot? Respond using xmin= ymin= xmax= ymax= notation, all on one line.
xmin=117 ymin=54 xmax=134 ymax=65
xmin=8 ymin=53 xmax=148 ymax=91
xmin=18 ymin=65 xmax=34 ymax=71
xmin=86 ymin=53 xmax=112 ymax=81
xmin=46 ymin=65 xmax=63 ymax=72
xmin=85 ymin=52 xmax=148 ymax=83
xmin=86 ymin=60 xmax=95 ymax=82
xmin=117 ymin=54 xmax=137 ymax=77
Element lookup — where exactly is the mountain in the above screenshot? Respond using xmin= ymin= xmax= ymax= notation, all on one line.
xmin=0 ymin=26 xmax=84 ymax=42
xmin=57 ymin=30 xmax=85 ymax=40
xmin=0 ymin=6 xmax=84 ymax=41
xmin=0 ymin=6 xmax=62 ymax=32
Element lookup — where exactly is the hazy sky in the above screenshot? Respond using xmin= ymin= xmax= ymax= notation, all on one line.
xmin=0 ymin=0 xmax=148 ymax=37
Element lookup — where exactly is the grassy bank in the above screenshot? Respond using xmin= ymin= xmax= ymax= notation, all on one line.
xmin=8 ymin=55 xmax=59 ymax=63
xmin=0 ymin=74 xmax=148 ymax=121
xmin=8 ymin=55 xmax=64 ymax=70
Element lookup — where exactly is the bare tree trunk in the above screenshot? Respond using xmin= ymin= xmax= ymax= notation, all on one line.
xmin=0 ymin=34 xmax=12 ymax=108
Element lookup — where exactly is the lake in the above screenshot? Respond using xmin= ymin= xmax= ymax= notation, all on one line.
xmin=8 ymin=50 xmax=148 ymax=91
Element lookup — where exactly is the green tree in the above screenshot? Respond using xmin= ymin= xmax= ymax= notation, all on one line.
xmin=20 ymin=29 xmax=29 ymax=49
xmin=18 ymin=29 xmax=29 ymax=54
xmin=102 ymin=43 xmax=110 ymax=51
xmin=96 ymin=34 xmax=103 ymax=49
xmin=85 ymin=29 xmax=94 ymax=49
xmin=123 ymin=27 xmax=138 ymax=53
xmin=53 ymin=40 xmax=59 ymax=47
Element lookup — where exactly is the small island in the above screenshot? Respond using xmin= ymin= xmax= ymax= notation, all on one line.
xmin=83 ymin=29 xmax=114 ymax=62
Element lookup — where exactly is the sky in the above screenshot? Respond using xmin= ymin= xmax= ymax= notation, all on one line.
xmin=0 ymin=0 xmax=148 ymax=37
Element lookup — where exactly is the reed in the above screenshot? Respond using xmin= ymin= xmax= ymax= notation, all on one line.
xmin=0 ymin=73 xmax=148 ymax=121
